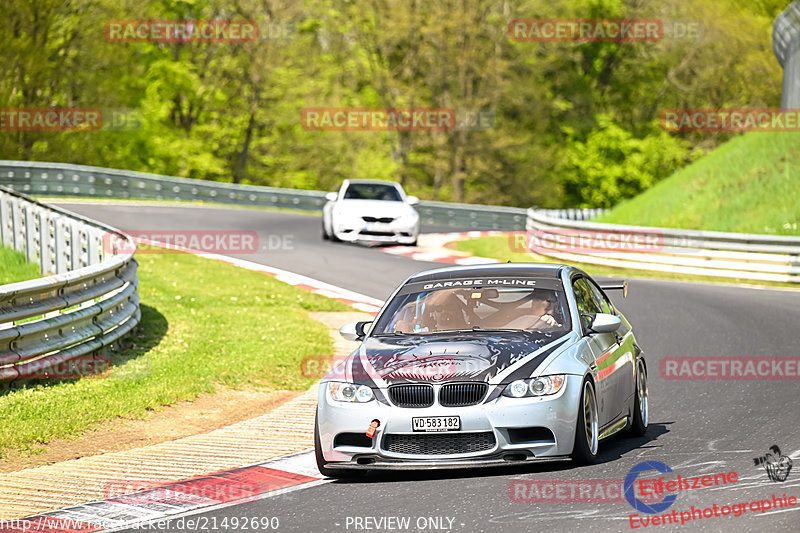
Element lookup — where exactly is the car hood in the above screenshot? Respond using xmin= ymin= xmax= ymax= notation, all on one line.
xmin=334 ymin=199 xmax=414 ymax=217
xmin=330 ymin=331 xmax=574 ymax=388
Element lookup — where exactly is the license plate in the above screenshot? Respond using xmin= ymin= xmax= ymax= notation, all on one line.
xmin=365 ymin=222 xmax=388 ymax=231
xmin=412 ymin=416 xmax=460 ymax=432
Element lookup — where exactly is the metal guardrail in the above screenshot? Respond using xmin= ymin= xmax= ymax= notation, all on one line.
xmin=527 ymin=209 xmax=800 ymax=283
xmin=0 ymin=160 xmax=527 ymax=231
xmin=0 ymin=186 xmax=140 ymax=382
xmin=535 ymin=208 xmax=607 ymax=221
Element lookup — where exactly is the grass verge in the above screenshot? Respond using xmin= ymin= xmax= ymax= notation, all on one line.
xmin=0 ymin=246 xmax=40 ymax=285
xmin=0 ymin=247 xmax=348 ymax=457
xmin=454 ymin=235 xmax=800 ymax=289
xmin=596 ymin=132 xmax=800 ymax=235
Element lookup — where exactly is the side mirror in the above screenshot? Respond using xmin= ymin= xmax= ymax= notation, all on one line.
xmin=407 ymin=195 xmax=420 ymax=205
xmin=326 ymin=192 xmax=338 ymax=202
xmin=588 ymin=313 xmax=622 ymax=334
xmin=339 ymin=321 xmax=372 ymax=341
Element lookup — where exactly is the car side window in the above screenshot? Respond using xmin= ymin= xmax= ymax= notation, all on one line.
xmin=586 ymin=279 xmax=614 ymax=315
xmin=572 ymin=278 xmax=601 ymax=331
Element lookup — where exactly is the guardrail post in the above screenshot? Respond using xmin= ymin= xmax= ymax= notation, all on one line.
xmin=39 ymin=210 xmax=52 ymax=274
xmin=0 ymin=192 xmax=9 ymax=246
xmin=87 ymin=228 xmax=100 ymax=265
xmin=55 ymin=218 xmax=67 ymax=273
xmin=25 ymin=205 xmax=36 ymax=264
xmin=70 ymin=222 xmax=82 ymax=269
xmin=11 ymin=198 xmax=23 ymax=253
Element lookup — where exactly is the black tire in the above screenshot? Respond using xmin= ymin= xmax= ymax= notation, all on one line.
xmin=314 ymin=415 xmax=363 ymax=479
xmin=571 ymin=378 xmax=599 ymax=465
xmin=327 ymin=218 xmax=341 ymax=242
xmin=626 ymin=359 xmax=649 ymax=437
xmin=322 ymin=225 xmax=330 ymax=240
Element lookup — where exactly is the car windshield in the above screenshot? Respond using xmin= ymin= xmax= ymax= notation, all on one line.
xmin=372 ymin=283 xmax=571 ymax=335
xmin=343 ymin=183 xmax=402 ymax=201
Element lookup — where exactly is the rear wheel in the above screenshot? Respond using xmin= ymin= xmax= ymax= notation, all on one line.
xmin=626 ymin=360 xmax=649 ymax=437
xmin=571 ymin=378 xmax=599 ymax=465
xmin=314 ymin=415 xmax=363 ymax=479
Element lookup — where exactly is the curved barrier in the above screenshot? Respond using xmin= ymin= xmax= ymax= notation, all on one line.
xmin=527 ymin=209 xmax=800 ymax=283
xmin=0 ymin=160 xmax=527 ymax=231
xmin=0 ymin=186 xmax=140 ymax=382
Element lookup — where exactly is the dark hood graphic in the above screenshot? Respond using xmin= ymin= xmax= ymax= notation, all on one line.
xmin=344 ymin=331 xmax=570 ymax=387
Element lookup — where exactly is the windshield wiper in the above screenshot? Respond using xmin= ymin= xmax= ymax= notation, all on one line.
xmin=470 ymin=326 xmax=527 ymax=332
xmin=371 ymin=332 xmax=404 ymax=337
xmin=431 ymin=326 xmax=527 ymax=334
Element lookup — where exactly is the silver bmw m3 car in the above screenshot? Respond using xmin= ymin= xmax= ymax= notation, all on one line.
xmin=314 ymin=263 xmax=648 ymax=477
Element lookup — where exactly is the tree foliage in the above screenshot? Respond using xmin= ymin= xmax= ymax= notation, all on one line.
xmin=0 ymin=0 xmax=783 ymax=207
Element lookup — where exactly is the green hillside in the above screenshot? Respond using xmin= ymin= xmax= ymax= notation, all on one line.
xmin=596 ymin=132 xmax=800 ymax=235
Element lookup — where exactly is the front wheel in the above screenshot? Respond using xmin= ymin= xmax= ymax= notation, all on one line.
xmin=626 ymin=359 xmax=649 ymax=437
xmin=571 ymin=378 xmax=599 ymax=465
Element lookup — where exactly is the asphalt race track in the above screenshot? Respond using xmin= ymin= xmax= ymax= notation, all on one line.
xmin=58 ymin=203 xmax=800 ymax=532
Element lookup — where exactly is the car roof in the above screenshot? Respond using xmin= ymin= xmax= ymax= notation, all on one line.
xmin=406 ymin=263 xmax=571 ymax=284
xmin=344 ymin=179 xmax=401 ymax=187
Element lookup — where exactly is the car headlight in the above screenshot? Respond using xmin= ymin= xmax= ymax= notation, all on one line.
xmin=328 ymin=382 xmax=375 ymax=403
xmin=502 ymin=375 xmax=566 ymax=398
xmin=397 ymin=211 xmax=419 ymax=224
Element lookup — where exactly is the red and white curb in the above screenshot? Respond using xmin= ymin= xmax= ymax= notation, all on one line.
xmin=4 ymin=451 xmax=323 ymax=532
xmin=380 ymin=231 xmax=504 ymax=265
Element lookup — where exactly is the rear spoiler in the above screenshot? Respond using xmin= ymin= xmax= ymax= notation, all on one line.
xmin=598 ymin=279 xmax=628 ymax=298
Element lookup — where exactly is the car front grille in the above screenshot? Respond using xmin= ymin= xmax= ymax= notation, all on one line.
xmin=362 ymin=216 xmax=394 ymax=223
xmin=359 ymin=230 xmax=395 ymax=237
xmin=388 ymin=384 xmax=434 ymax=408
xmin=382 ymin=432 xmax=496 ymax=455
xmin=439 ymin=383 xmax=488 ymax=407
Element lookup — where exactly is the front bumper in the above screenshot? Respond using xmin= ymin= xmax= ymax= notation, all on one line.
xmin=332 ymin=219 xmax=419 ymax=244
xmin=316 ymin=376 xmax=582 ymax=469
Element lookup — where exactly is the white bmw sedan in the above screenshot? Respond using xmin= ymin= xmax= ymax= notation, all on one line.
xmin=322 ymin=180 xmax=420 ymax=245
